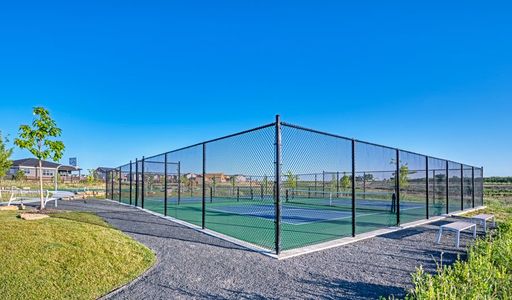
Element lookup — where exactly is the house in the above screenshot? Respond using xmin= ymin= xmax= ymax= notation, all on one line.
xmin=8 ymin=158 xmax=81 ymax=181
xmin=95 ymin=167 xmax=114 ymax=180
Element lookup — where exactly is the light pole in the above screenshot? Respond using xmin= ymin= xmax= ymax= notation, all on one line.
xmin=54 ymin=165 xmax=63 ymax=191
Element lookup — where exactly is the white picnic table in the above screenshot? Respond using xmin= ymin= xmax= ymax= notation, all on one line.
xmin=436 ymin=221 xmax=477 ymax=248
xmin=470 ymin=214 xmax=495 ymax=233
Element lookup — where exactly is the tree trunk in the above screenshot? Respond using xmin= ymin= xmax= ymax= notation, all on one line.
xmin=39 ymin=159 xmax=44 ymax=210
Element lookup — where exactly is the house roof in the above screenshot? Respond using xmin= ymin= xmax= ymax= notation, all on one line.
xmin=96 ymin=167 xmax=114 ymax=173
xmin=12 ymin=158 xmax=81 ymax=171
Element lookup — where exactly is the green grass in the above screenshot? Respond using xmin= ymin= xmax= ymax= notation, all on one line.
xmin=0 ymin=210 xmax=156 ymax=300
xmin=408 ymin=219 xmax=512 ymax=299
xmin=403 ymin=184 xmax=512 ymax=300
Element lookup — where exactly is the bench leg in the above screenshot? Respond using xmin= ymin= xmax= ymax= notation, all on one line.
xmin=436 ymin=228 xmax=443 ymax=244
xmin=473 ymin=225 xmax=477 ymax=238
xmin=492 ymin=217 xmax=496 ymax=228
xmin=483 ymin=220 xmax=487 ymax=233
xmin=456 ymin=231 xmax=460 ymax=248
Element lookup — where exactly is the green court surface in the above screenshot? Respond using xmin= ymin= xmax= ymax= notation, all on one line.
xmin=122 ymin=194 xmax=430 ymax=251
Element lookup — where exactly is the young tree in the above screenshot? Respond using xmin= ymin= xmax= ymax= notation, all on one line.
xmin=14 ymin=107 xmax=65 ymax=209
xmin=341 ymin=173 xmax=351 ymax=190
xmin=285 ymin=171 xmax=297 ymax=190
xmin=13 ymin=169 xmax=27 ymax=182
xmin=86 ymin=169 xmax=97 ymax=184
xmin=0 ymin=131 xmax=14 ymax=187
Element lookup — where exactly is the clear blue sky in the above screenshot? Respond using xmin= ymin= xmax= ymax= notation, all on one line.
xmin=1 ymin=1 xmax=511 ymax=176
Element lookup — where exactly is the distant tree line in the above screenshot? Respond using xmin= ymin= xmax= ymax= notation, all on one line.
xmin=484 ymin=177 xmax=512 ymax=184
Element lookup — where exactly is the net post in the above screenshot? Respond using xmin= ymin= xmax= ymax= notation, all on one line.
xmin=210 ymin=186 xmax=213 ymax=203
xmin=141 ymin=156 xmax=145 ymax=209
xmin=164 ymin=154 xmax=168 ymax=216
xmin=202 ymin=143 xmax=206 ymax=229
xmin=351 ymin=139 xmax=356 ymax=237
xmin=472 ymin=166 xmax=475 ymax=208
xmin=275 ymin=115 xmax=282 ymax=255
xmin=135 ymin=158 xmax=139 ymax=207
xmin=460 ymin=163 xmax=463 ymax=211
xmin=425 ymin=156 xmax=429 ymax=219
xmin=396 ymin=149 xmax=400 ymax=226
xmin=118 ymin=167 xmax=122 ymax=202
xmin=445 ymin=160 xmax=449 ymax=214
xmin=129 ymin=161 xmax=132 ymax=205
xmin=237 ymin=187 xmax=240 ymax=201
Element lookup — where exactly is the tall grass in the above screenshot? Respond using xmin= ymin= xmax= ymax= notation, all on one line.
xmin=408 ymin=219 xmax=512 ymax=299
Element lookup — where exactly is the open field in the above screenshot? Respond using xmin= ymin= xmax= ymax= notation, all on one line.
xmin=0 ymin=210 xmax=155 ymax=299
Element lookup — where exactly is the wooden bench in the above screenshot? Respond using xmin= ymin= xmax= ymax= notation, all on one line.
xmin=470 ymin=214 xmax=495 ymax=233
xmin=436 ymin=221 xmax=477 ymax=248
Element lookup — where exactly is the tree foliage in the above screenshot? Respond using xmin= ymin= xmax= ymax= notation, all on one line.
xmin=341 ymin=173 xmax=351 ymax=190
xmin=0 ymin=131 xmax=13 ymax=180
xmin=14 ymin=107 xmax=65 ymax=209
xmin=13 ymin=169 xmax=26 ymax=182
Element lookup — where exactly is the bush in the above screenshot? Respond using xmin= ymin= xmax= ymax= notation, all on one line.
xmin=408 ymin=221 xmax=512 ymax=299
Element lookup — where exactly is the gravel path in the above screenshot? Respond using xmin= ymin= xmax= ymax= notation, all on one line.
xmin=49 ymin=200 xmax=478 ymax=299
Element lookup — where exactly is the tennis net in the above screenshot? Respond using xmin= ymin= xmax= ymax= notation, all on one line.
xmin=285 ymin=189 xmax=397 ymax=212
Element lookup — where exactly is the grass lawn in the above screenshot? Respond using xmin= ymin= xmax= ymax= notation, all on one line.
xmin=0 ymin=210 xmax=156 ymax=299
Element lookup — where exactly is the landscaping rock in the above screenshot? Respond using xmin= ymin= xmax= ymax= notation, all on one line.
xmin=0 ymin=205 xmax=18 ymax=211
xmin=19 ymin=213 xmax=49 ymax=220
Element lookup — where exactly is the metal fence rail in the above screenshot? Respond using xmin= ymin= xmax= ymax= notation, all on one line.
xmin=105 ymin=115 xmax=484 ymax=255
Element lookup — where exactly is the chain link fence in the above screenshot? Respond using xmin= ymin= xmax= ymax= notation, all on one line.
xmin=105 ymin=116 xmax=484 ymax=254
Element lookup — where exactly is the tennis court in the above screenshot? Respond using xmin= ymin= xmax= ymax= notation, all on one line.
xmin=134 ymin=188 xmax=427 ymax=250
xmin=106 ymin=116 xmax=484 ymax=255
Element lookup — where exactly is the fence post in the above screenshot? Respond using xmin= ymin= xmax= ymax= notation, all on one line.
xmin=141 ymin=156 xmax=145 ymax=209
xmin=202 ymin=143 xmax=206 ymax=229
xmin=111 ymin=168 xmax=114 ymax=201
xmin=336 ymin=171 xmax=340 ymax=194
xmin=445 ymin=160 xmax=449 ymax=214
xmin=426 ymin=156 xmax=429 ymax=219
xmin=177 ymin=161 xmax=181 ymax=205
xmin=472 ymin=166 xmax=475 ymax=208
xmin=135 ymin=158 xmax=139 ymax=207
xmin=481 ymin=167 xmax=484 ymax=206
xmin=275 ymin=115 xmax=282 ymax=255
xmin=104 ymin=171 xmax=106 ymax=198
xmin=433 ymin=170 xmax=436 ymax=203
xmin=460 ymin=164 xmax=463 ymax=211
xmin=129 ymin=161 xmax=132 ymax=205
xmin=363 ymin=172 xmax=366 ymax=199
xmin=351 ymin=139 xmax=356 ymax=237
xmin=322 ymin=171 xmax=325 ymax=193
xmin=118 ymin=167 xmax=122 ymax=202
xmin=396 ymin=150 xmax=400 ymax=226
xmin=164 ymin=154 xmax=168 ymax=216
